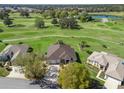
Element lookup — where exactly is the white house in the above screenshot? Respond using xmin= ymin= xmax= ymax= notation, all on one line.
xmin=87 ymin=51 xmax=124 ymax=89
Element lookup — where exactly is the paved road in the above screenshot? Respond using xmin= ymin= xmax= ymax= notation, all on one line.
xmin=0 ymin=77 xmax=41 ymax=89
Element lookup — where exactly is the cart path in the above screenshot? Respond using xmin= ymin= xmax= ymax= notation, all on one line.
xmin=2 ymin=35 xmax=120 ymax=45
xmin=3 ymin=27 xmax=124 ymax=35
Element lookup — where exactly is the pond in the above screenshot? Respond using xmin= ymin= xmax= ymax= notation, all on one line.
xmin=91 ymin=15 xmax=122 ymax=20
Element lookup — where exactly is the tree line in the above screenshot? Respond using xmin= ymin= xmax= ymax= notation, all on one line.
xmin=0 ymin=8 xmax=93 ymax=29
xmin=1 ymin=4 xmax=124 ymax=12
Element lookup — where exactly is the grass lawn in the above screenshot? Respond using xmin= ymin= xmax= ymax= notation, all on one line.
xmin=0 ymin=12 xmax=124 ymax=85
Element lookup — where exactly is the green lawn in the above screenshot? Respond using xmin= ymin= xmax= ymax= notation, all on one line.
xmin=0 ymin=12 xmax=124 ymax=85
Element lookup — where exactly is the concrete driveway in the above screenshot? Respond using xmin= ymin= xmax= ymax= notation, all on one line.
xmin=0 ymin=77 xmax=41 ymax=89
xmin=7 ymin=66 xmax=26 ymax=79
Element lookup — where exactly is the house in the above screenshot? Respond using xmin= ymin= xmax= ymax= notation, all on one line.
xmin=87 ymin=51 xmax=108 ymax=70
xmin=104 ymin=60 xmax=124 ymax=89
xmin=46 ymin=43 xmax=77 ymax=65
xmin=87 ymin=51 xmax=124 ymax=89
xmin=0 ymin=44 xmax=29 ymax=64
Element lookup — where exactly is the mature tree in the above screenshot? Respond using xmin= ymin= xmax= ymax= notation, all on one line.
xmin=56 ymin=40 xmax=64 ymax=45
xmin=59 ymin=11 xmax=69 ymax=18
xmin=49 ymin=9 xmax=56 ymax=18
xmin=20 ymin=9 xmax=30 ymax=18
xmin=42 ymin=11 xmax=48 ymax=19
xmin=58 ymin=62 xmax=91 ymax=89
xmin=3 ymin=17 xmax=13 ymax=27
xmin=69 ymin=9 xmax=79 ymax=17
xmin=59 ymin=17 xmax=78 ymax=29
xmin=51 ymin=18 xmax=58 ymax=25
xmin=80 ymin=12 xmax=93 ymax=22
xmin=0 ymin=10 xmax=9 ymax=19
xmin=25 ymin=56 xmax=47 ymax=80
xmin=14 ymin=53 xmax=47 ymax=80
xmin=35 ymin=17 xmax=45 ymax=28
xmin=55 ymin=10 xmax=61 ymax=18
xmin=79 ymin=41 xmax=90 ymax=50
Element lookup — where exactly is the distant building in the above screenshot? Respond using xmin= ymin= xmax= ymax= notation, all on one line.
xmin=46 ymin=43 xmax=77 ymax=65
xmin=87 ymin=51 xmax=124 ymax=89
xmin=101 ymin=18 xmax=109 ymax=23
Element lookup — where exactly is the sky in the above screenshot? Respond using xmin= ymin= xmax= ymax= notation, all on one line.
xmin=0 ymin=0 xmax=124 ymax=4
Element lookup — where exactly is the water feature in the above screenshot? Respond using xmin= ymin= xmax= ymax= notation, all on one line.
xmin=91 ymin=15 xmax=122 ymax=20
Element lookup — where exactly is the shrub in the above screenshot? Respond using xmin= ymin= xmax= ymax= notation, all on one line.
xmin=4 ymin=43 xmax=9 ymax=46
xmin=59 ymin=17 xmax=79 ymax=29
xmin=3 ymin=17 xmax=13 ymax=27
xmin=25 ymin=60 xmax=47 ymax=80
xmin=58 ymin=62 xmax=91 ymax=89
xmin=51 ymin=18 xmax=58 ymax=25
xmin=102 ymin=44 xmax=108 ymax=48
xmin=0 ymin=29 xmax=4 ymax=32
xmin=24 ymin=54 xmax=47 ymax=80
xmin=18 ymin=42 xmax=24 ymax=44
xmin=13 ymin=53 xmax=47 ymax=80
xmin=0 ymin=40 xmax=2 ymax=43
xmin=0 ymin=67 xmax=9 ymax=77
xmin=35 ymin=17 xmax=45 ymax=28
xmin=27 ymin=47 xmax=33 ymax=53
xmin=86 ymin=50 xmax=93 ymax=55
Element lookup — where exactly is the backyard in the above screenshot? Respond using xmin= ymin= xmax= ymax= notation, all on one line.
xmin=0 ymin=12 xmax=124 ymax=86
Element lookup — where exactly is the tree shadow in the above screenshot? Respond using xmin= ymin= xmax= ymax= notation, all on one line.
xmin=75 ymin=52 xmax=81 ymax=63
xmin=89 ymin=78 xmax=103 ymax=89
xmin=30 ymin=80 xmax=41 ymax=85
xmin=8 ymin=25 xmax=16 ymax=27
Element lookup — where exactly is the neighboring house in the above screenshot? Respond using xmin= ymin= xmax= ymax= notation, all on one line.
xmin=87 ymin=51 xmax=108 ymax=71
xmin=0 ymin=44 xmax=29 ymax=64
xmin=46 ymin=43 xmax=77 ymax=65
xmin=87 ymin=51 xmax=124 ymax=89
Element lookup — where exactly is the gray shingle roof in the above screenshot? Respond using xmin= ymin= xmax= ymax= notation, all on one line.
xmin=46 ymin=44 xmax=77 ymax=61
xmin=0 ymin=44 xmax=29 ymax=62
xmin=87 ymin=51 xmax=108 ymax=66
xmin=88 ymin=51 xmax=124 ymax=81
xmin=105 ymin=61 xmax=124 ymax=81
